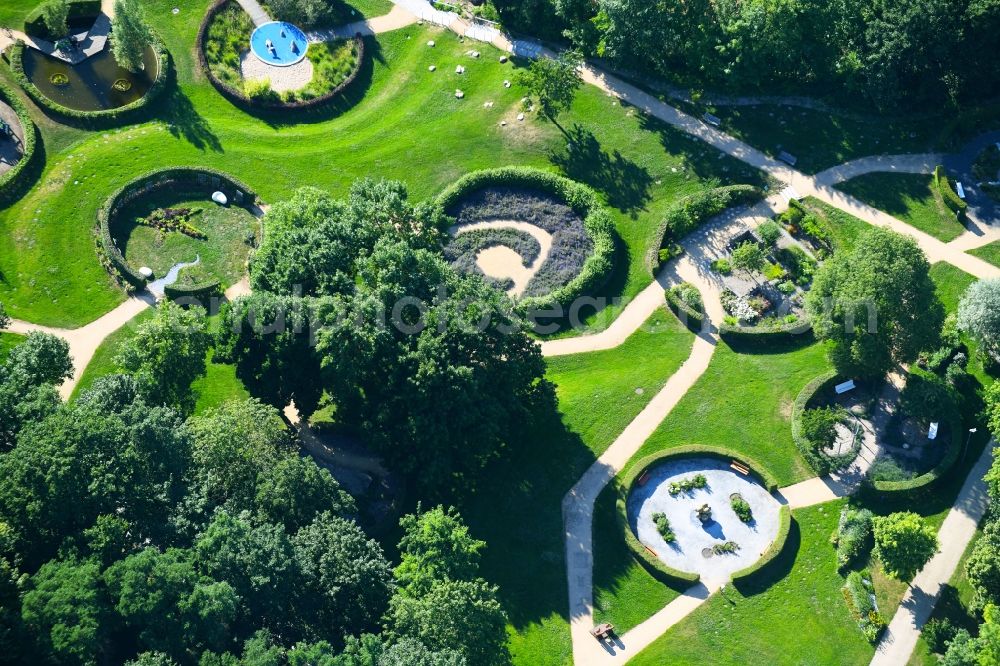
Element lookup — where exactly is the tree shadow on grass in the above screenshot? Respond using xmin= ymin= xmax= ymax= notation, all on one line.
xmin=837 ymin=174 xmax=935 ymax=219
xmin=453 ymin=382 xmax=598 ymax=638
xmin=732 ymin=517 xmax=801 ymax=597
xmin=550 ymin=123 xmax=653 ymax=217
xmin=161 ymin=86 xmax=222 ymax=152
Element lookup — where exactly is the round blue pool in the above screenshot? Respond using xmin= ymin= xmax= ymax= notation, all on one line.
xmin=250 ymin=21 xmax=309 ymax=67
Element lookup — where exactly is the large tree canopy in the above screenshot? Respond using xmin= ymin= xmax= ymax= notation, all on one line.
xmin=806 ymin=228 xmax=943 ymax=380
xmin=958 ymin=278 xmax=1000 ymax=361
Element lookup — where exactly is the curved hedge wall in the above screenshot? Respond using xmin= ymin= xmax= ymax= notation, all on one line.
xmin=197 ymin=0 xmax=365 ymax=111
xmin=437 ymin=167 xmax=616 ymax=314
xmin=664 ymin=287 xmax=704 ymax=333
xmin=8 ymin=37 xmax=171 ymax=126
xmin=718 ymin=317 xmax=813 ymax=346
xmin=615 ymin=444 xmax=782 ymax=586
xmin=0 ymin=82 xmax=40 ymax=204
xmin=869 ymin=416 xmax=964 ymax=495
xmin=791 ymin=370 xmax=859 ymax=476
xmin=97 ymin=167 xmax=260 ymax=297
xmin=647 ymin=184 xmax=763 ymax=275
xmin=731 ymin=505 xmax=792 ymax=582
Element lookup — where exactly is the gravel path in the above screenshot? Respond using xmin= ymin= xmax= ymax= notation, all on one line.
xmin=240 ymin=50 xmax=314 ymax=93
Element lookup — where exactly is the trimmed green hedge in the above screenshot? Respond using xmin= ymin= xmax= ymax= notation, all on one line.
xmin=934 ymin=165 xmax=967 ymax=219
xmin=24 ymin=0 xmax=101 ymax=40
xmin=0 ymin=81 xmax=39 ymax=204
xmin=731 ymin=505 xmax=792 ymax=582
xmin=718 ymin=317 xmax=813 ymax=346
xmin=790 ymin=370 xmax=861 ymax=476
xmin=614 ymin=444 xmax=782 ymax=586
xmin=97 ymin=167 xmax=260 ymax=293
xmin=438 ymin=167 xmax=616 ymax=314
xmin=869 ymin=417 xmax=964 ymax=494
xmin=647 ymin=184 xmax=763 ymax=275
xmin=8 ymin=36 xmax=171 ymax=127
xmin=164 ymin=281 xmax=222 ymax=303
xmin=664 ymin=285 xmax=705 ymax=333
xmin=197 ymin=0 xmax=366 ymax=111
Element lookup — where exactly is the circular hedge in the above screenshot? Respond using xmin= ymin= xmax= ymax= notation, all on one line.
xmin=0 ymin=82 xmax=39 ymax=204
xmin=791 ymin=371 xmax=859 ymax=476
xmin=868 ymin=416 xmax=963 ymax=495
xmin=197 ymin=0 xmax=365 ymax=111
xmin=97 ymin=167 xmax=261 ymax=299
xmin=8 ymin=37 xmax=171 ymax=126
xmin=614 ymin=444 xmax=787 ymax=586
xmin=437 ymin=167 xmax=616 ymax=313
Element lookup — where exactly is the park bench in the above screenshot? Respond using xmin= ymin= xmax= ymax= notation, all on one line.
xmin=835 ymin=379 xmax=856 ymax=395
xmin=703 ymin=112 xmax=721 ymax=127
xmin=637 ymin=470 xmax=651 ymax=486
xmin=730 ymin=460 xmax=750 ymax=476
xmin=956 ymin=182 xmax=967 ymax=199
xmin=590 ymin=623 xmax=615 ymax=640
xmin=778 ymin=151 xmax=798 ymax=166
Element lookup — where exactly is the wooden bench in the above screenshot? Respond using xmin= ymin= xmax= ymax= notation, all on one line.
xmin=730 ymin=460 xmax=750 ymax=476
xmin=637 ymin=470 xmax=651 ymax=486
xmin=591 ymin=623 xmax=615 ymax=640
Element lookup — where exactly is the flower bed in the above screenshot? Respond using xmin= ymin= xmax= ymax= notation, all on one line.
xmin=7 ymin=36 xmax=170 ymax=126
xmin=198 ymin=0 xmax=365 ymax=111
xmin=664 ymin=282 xmax=704 ymax=332
xmin=443 ymin=226 xmax=541 ymax=292
xmin=97 ymin=167 xmax=260 ymax=296
xmin=439 ymin=167 xmax=616 ymax=312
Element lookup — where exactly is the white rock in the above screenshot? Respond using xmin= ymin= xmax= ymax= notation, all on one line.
xmin=455 ymin=90 xmax=465 ymax=99
xmin=428 ymin=65 xmax=436 ymax=71
xmin=499 ymin=56 xmax=508 ymax=63
xmin=472 ymin=51 xmax=480 ymax=58
xmin=504 ymin=80 xmax=511 ymax=88
xmin=500 ymin=120 xmax=507 ymax=126
xmin=212 ymin=191 xmax=228 ymax=205
xmin=139 ymin=267 xmax=154 ymax=279
xmin=455 ymin=65 xmax=465 ymax=74
xmin=427 ymin=40 xmax=435 ymax=47
xmin=517 ymin=113 xmax=524 ymax=121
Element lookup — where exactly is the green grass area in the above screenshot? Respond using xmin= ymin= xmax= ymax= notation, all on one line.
xmin=291 ymin=39 xmax=360 ymax=102
xmin=0 ymin=0 xmax=39 ymax=31
xmin=627 ymin=340 xmax=828 ymax=487
xmin=0 ymin=0 xmax=763 ymax=328
xmin=113 ymin=194 xmax=259 ymax=289
xmin=969 ymin=240 xmax=1000 ymax=268
xmin=342 ymin=0 xmax=394 ymax=19
xmin=191 ymin=350 xmax=252 ymax=414
xmin=930 ymin=261 xmax=976 ymax=314
xmin=459 ymin=307 xmax=695 ymax=665
xmin=835 ymin=172 xmax=966 ymax=242
xmin=799 ymin=196 xmax=873 ymax=253
xmin=0 ymin=331 xmax=25 ymax=362
xmin=630 ymin=502 xmax=875 ymax=665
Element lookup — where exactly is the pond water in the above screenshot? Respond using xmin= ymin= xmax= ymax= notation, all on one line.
xmin=21 ymin=45 xmax=157 ymax=112
xmin=250 ymin=21 xmax=309 ymax=67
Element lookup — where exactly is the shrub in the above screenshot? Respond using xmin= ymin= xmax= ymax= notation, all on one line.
xmin=972 ymin=145 xmax=1000 ymax=182
xmin=935 ymin=165 xmax=968 ymax=218
xmin=869 ymin=417 xmax=963 ymax=494
xmin=900 ymin=367 xmax=958 ymax=424
xmin=647 ymin=184 xmax=762 ymax=274
xmin=667 ymin=473 xmax=707 ymax=496
xmin=778 ymin=280 xmax=796 ymax=295
xmin=665 ymin=284 xmax=704 ymax=332
xmin=844 ymin=569 xmax=886 ymax=642
xmin=444 ymin=228 xmax=541 ymax=290
xmin=24 ymin=0 xmax=99 ymax=39
xmin=244 ymin=77 xmax=276 ymax=101
xmin=923 ymin=617 xmax=959 ymax=654
xmin=831 ymin=506 xmax=874 ymax=570
xmin=873 ymin=511 xmax=938 ymax=581
xmin=763 ymin=262 xmax=785 ymax=281
xmin=672 ymin=282 xmax=703 ymax=311
xmin=730 ymin=496 xmax=752 ymax=523
xmin=775 ymin=245 xmax=817 ymax=285
xmin=757 ymin=220 xmax=782 ymax=246
xmin=710 ymin=257 xmax=732 ymax=274
xmin=651 ymin=512 xmax=675 ymax=542
xmin=0 ymin=82 xmax=39 ymax=204
xmin=713 ymin=541 xmax=740 ymax=555
xmin=801 ymin=406 xmax=843 ymax=454
xmin=791 ymin=372 xmax=857 ymax=476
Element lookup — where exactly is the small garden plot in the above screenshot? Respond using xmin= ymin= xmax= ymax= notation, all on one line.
xmin=202 ymin=1 xmax=361 ymax=104
xmin=843 ymin=569 xmax=887 ymax=643
xmin=444 ymin=224 xmax=545 ymax=295
xmin=445 ymin=186 xmax=593 ymax=299
xmin=627 ymin=457 xmax=781 ymax=581
xmin=712 ymin=223 xmax=815 ymax=329
xmin=112 ymin=193 xmax=259 ymax=291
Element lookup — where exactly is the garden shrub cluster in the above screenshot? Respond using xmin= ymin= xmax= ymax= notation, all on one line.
xmin=868 ymin=415 xmax=963 ymax=494
xmin=443 ymin=227 xmax=541 ymax=292
xmin=730 ymin=495 xmax=752 ymax=523
xmin=843 ymin=569 xmax=887 ymax=643
xmin=0 ymin=82 xmax=39 ymax=205
xmin=23 ymin=0 xmax=101 ymax=39
xmin=8 ymin=38 xmax=171 ymax=126
xmin=774 ymin=245 xmax=817 ymax=286
xmin=667 ymin=473 xmax=706 ymax=496
xmin=97 ymin=167 xmax=259 ymax=293
xmin=791 ymin=371 xmax=858 ymax=476
xmin=778 ymin=199 xmax=834 ymax=258
xmin=934 ymin=165 xmax=968 ymax=219
xmin=198 ymin=0 xmax=365 ymax=111
xmin=713 ymin=541 xmax=740 ymax=555
xmin=647 ymin=184 xmax=762 ymax=274
xmin=665 ymin=282 xmax=704 ymax=332
xmin=138 ymin=207 xmax=208 ymax=239
xmin=651 ymin=511 xmax=675 ymax=542
xmin=438 ymin=167 xmax=616 ymax=313
xmin=830 ymin=506 xmax=873 ymax=571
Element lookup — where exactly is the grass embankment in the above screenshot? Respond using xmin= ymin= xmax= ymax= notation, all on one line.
xmin=969 ymin=241 xmax=1000 ymax=268
xmin=0 ymin=0 xmax=762 ymax=328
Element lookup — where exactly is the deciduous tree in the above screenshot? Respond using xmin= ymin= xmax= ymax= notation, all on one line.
xmin=872 ymin=511 xmax=938 ymax=580
xmin=111 ymin=0 xmax=153 ymax=72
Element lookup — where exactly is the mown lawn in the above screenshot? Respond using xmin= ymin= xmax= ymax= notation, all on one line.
xmin=969 ymin=240 xmax=1000 ymax=269
xmin=630 ymin=502 xmax=875 ymax=665
xmin=799 ymin=196 xmax=873 ymax=252
xmin=835 ymin=172 xmax=966 ymax=242
xmin=0 ymin=331 xmax=24 ymax=362
xmin=0 ymin=0 xmax=763 ymax=328
xmin=460 ymin=306 xmax=695 ymax=665
xmin=0 ymin=0 xmax=40 ymax=31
